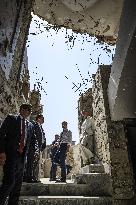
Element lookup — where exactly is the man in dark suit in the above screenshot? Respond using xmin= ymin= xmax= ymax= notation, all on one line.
xmin=25 ymin=114 xmax=46 ymax=183
xmin=0 ymin=103 xmax=33 ymax=205
xmin=49 ymin=134 xmax=60 ymax=181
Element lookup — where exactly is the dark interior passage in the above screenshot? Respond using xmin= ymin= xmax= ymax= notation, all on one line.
xmin=124 ymin=119 xmax=136 ymax=185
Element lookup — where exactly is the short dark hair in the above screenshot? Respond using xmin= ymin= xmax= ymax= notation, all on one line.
xmin=36 ymin=114 xmax=44 ymax=121
xmin=55 ymin=134 xmax=59 ymax=137
xmin=62 ymin=121 xmax=67 ymax=125
xmin=20 ymin=103 xmax=32 ymax=112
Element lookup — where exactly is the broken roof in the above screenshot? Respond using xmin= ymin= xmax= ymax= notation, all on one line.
xmin=33 ymin=0 xmax=123 ymax=45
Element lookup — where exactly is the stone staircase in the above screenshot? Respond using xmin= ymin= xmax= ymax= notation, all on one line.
xmin=79 ymin=163 xmax=105 ymax=174
xmin=19 ymin=164 xmax=113 ymax=205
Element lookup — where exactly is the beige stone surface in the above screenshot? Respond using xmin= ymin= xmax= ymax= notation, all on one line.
xmin=92 ymin=65 xmax=134 ymax=200
xmin=33 ymin=0 xmax=123 ymax=44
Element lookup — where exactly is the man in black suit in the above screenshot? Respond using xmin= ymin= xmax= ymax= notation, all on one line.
xmin=25 ymin=114 xmax=46 ymax=182
xmin=49 ymin=134 xmax=60 ymax=181
xmin=0 ymin=103 xmax=33 ymax=205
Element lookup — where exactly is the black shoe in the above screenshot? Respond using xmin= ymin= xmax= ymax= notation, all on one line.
xmin=25 ymin=177 xmax=40 ymax=183
xmin=32 ymin=179 xmax=41 ymax=183
xmin=26 ymin=179 xmax=34 ymax=183
xmin=49 ymin=178 xmax=56 ymax=181
xmin=55 ymin=179 xmax=67 ymax=183
xmin=61 ymin=180 xmax=66 ymax=183
xmin=61 ymin=180 xmax=67 ymax=183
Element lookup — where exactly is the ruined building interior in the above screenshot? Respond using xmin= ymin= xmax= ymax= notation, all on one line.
xmin=0 ymin=0 xmax=136 ymax=204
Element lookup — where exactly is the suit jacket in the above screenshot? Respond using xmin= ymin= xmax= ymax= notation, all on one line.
xmin=0 ymin=114 xmax=34 ymax=160
xmin=32 ymin=121 xmax=46 ymax=152
xmin=50 ymin=139 xmax=59 ymax=160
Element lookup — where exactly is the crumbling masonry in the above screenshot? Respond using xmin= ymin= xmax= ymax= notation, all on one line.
xmin=0 ymin=1 xmax=136 ymax=205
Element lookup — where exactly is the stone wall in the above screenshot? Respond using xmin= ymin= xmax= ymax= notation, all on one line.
xmin=92 ymin=65 xmax=111 ymax=172
xmin=0 ymin=0 xmax=33 ymax=120
xmin=78 ymin=88 xmax=93 ymax=134
xmin=0 ymin=69 xmax=19 ymax=119
xmin=0 ymin=0 xmax=19 ymax=78
xmin=9 ymin=0 xmax=33 ymax=88
xmin=30 ymin=89 xmax=43 ymax=120
xmin=92 ymin=65 xmax=135 ymax=202
xmin=0 ymin=0 xmax=33 ymax=180
xmin=109 ymin=122 xmax=135 ymax=201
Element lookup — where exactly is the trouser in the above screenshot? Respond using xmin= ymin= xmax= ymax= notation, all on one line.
xmin=59 ymin=143 xmax=67 ymax=181
xmin=26 ymin=148 xmax=40 ymax=181
xmin=0 ymin=154 xmax=24 ymax=205
xmin=53 ymin=143 xmax=67 ymax=181
xmin=33 ymin=152 xmax=40 ymax=181
xmin=50 ymin=148 xmax=59 ymax=180
xmin=25 ymin=147 xmax=35 ymax=180
xmin=50 ymin=160 xmax=57 ymax=180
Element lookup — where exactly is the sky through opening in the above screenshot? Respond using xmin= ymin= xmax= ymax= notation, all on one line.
xmin=27 ymin=14 xmax=115 ymax=145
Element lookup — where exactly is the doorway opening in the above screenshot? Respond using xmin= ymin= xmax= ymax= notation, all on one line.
xmin=124 ymin=118 xmax=136 ymax=185
xmin=27 ymin=14 xmax=115 ymax=145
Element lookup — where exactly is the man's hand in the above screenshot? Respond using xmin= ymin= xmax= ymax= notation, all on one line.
xmin=67 ymin=144 xmax=71 ymax=152
xmin=0 ymin=153 xmax=6 ymax=166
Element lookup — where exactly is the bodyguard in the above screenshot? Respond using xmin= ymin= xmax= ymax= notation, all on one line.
xmin=26 ymin=114 xmax=46 ymax=182
xmin=0 ymin=103 xmax=33 ymax=205
xmin=50 ymin=134 xmax=60 ymax=181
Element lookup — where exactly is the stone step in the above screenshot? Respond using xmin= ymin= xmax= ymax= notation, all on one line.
xmin=79 ymin=164 xmax=105 ymax=174
xmin=21 ymin=182 xmax=112 ymax=196
xmin=75 ymin=173 xmax=112 ymax=195
xmin=19 ymin=196 xmax=113 ymax=205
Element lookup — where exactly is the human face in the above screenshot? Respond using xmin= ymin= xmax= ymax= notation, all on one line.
xmin=20 ymin=108 xmax=31 ymax=119
xmin=55 ymin=135 xmax=59 ymax=140
xmin=62 ymin=122 xmax=67 ymax=129
xmin=37 ymin=117 xmax=44 ymax=124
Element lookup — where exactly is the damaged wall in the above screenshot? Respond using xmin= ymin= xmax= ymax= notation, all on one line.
xmin=92 ymin=65 xmax=135 ymax=202
xmin=33 ymin=0 xmax=124 ymax=45
xmin=92 ymin=65 xmax=111 ymax=172
xmin=78 ymin=88 xmax=93 ymax=133
xmin=0 ymin=0 xmax=33 ymax=180
xmin=0 ymin=0 xmax=33 ymax=119
xmin=78 ymin=89 xmax=95 ymax=165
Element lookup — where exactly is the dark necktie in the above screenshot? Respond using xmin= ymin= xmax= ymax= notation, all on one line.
xmin=18 ymin=118 xmax=25 ymax=154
